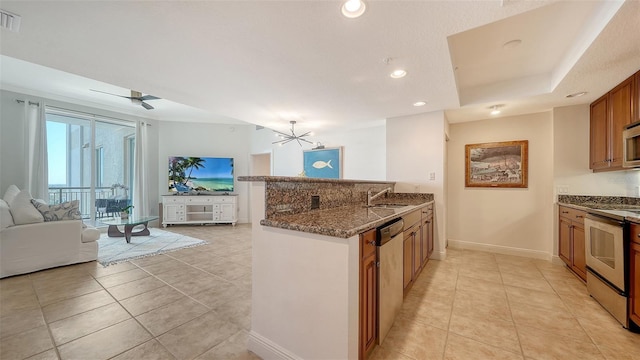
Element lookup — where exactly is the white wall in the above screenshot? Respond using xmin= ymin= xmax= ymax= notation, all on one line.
xmin=158 ymin=121 xmax=253 ymax=223
xmin=447 ymin=112 xmax=555 ymax=258
xmin=553 ymin=104 xmax=640 ymax=197
xmin=250 ymin=124 xmax=386 ymax=180
xmin=386 ymin=111 xmax=447 ymax=259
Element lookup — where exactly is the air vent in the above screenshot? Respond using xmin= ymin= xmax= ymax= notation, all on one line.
xmin=0 ymin=9 xmax=21 ymax=33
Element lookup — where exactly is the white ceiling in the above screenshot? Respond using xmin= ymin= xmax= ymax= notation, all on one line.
xmin=1 ymin=0 xmax=639 ymax=133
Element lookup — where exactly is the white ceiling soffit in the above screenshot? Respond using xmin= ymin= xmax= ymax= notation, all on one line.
xmin=0 ymin=55 xmax=246 ymax=125
xmin=448 ymin=1 xmax=624 ymax=106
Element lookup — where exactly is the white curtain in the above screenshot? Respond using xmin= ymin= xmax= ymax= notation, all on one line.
xmin=133 ymin=121 xmax=148 ymax=217
xmin=24 ymin=102 xmax=48 ymax=200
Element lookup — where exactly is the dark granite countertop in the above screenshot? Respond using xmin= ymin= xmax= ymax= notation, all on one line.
xmin=261 ymin=198 xmax=434 ymax=238
xmin=557 ymin=195 xmax=640 ymax=223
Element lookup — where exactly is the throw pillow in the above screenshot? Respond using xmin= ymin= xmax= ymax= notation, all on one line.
xmin=30 ymin=199 xmax=82 ymax=222
xmin=8 ymin=190 xmax=44 ymax=225
xmin=3 ymin=185 xmax=20 ymax=204
xmin=0 ymin=199 xmax=14 ymax=230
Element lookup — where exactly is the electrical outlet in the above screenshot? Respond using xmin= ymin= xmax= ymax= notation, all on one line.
xmin=557 ymin=186 xmax=569 ymax=194
xmin=311 ymin=195 xmax=320 ymax=209
xmin=429 ymin=172 xmax=436 ymax=181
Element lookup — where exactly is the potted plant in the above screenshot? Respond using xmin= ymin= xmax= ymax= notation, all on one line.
xmin=120 ymin=205 xmax=134 ymax=219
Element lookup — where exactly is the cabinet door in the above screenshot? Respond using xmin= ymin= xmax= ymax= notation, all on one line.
xmin=559 ymin=217 xmax=572 ymax=266
xmin=572 ymin=224 xmax=587 ymax=281
xmin=164 ymin=204 xmax=184 ymax=222
xmin=421 ymin=220 xmax=429 ymax=265
xmin=413 ymin=231 xmax=421 ymax=278
xmin=635 ymin=71 xmax=640 ymax=123
xmin=609 ymin=76 xmax=634 ymax=167
xmin=219 ymin=203 xmax=234 ymax=221
xmin=427 ymin=216 xmax=434 ymax=258
xmin=590 ymin=95 xmax=609 ymax=170
xmin=631 ymin=241 xmax=640 ymax=326
xmin=403 ymin=232 xmax=413 ymax=291
xmin=360 ymin=249 xmax=377 ymax=357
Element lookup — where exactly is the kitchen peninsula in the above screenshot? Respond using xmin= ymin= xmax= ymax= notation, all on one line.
xmin=239 ymin=176 xmax=433 ymax=360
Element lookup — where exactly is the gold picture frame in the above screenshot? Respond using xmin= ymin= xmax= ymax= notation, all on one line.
xmin=465 ymin=140 xmax=528 ymax=188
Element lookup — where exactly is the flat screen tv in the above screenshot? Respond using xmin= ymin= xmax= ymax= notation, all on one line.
xmin=168 ymin=156 xmax=234 ymax=193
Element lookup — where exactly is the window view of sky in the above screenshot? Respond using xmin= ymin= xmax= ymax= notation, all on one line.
xmin=47 ymin=121 xmax=67 ymax=186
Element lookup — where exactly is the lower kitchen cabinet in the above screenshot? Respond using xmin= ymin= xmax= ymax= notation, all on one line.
xmin=359 ymin=229 xmax=377 ymax=359
xmin=402 ymin=205 xmax=434 ymax=296
xmin=558 ymin=206 xmax=587 ymax=281
xmin=630 ymin=223 xmax=640 ymax=327
xmin=421 ymin=204 xmax=434 ymax=263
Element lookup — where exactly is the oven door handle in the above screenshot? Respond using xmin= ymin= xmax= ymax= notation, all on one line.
xmin=585 ymin=213 xmax=625 ymax=226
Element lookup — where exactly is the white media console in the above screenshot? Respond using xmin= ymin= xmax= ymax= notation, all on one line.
xmin=162 ymin=194 xmax=237 ymax=227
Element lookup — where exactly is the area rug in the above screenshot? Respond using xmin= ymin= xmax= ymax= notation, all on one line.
xmin=97 ymin=228 xmax=207 ymax=266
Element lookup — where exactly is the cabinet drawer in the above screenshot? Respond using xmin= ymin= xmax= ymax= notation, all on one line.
xmin=163 ymin=197 xmax=185 ymax=204
xmin=215 ymin=196 xmax=236 ymax=203
xmin=631 ymin=222 xmax=640 ymax=245
xmin=186 ymin=197 xmax=213 ymax=204
xmin=361 ymin=229 xmax=376 ymax=258
xmin=559 ymin=206 xmax=586 ymax=225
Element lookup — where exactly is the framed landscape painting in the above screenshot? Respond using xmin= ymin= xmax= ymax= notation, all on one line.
xmin=303 ymin=147 xmax=343 ymax=179
xmin=465 ymin=140 xmax=528 ymax=188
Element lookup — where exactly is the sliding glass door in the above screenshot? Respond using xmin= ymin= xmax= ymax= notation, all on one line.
xmin=46 ymin=108 xmax=135 ymax=222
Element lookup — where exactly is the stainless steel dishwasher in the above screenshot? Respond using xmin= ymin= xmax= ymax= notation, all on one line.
xmin=376 ymin=218 xmax=404 ymax=344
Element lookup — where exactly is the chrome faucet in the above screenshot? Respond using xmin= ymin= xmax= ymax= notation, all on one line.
xmin=367 ymin=187 xmax=392 ymax=207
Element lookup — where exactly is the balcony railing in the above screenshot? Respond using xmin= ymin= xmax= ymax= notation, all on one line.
xmin=48 ymin=186 xmax=128 ymax=219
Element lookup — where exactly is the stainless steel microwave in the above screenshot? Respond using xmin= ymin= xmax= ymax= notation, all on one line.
xmin=623 ymin=121 xmax=640 ymax=168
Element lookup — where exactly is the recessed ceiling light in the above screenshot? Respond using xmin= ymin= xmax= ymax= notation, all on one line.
xmin=390 ymin=69 xmax=407 ymax=79
xmin=341 ymin=0 xmax=366 ymax=18
xmin=503 ymin=39 xmax=522 ymax=49
xmin=566 ymin=91 xmax=587 ymax=98
xmin=413 ymin=101 xmax=427 ymax=107
xmin=489 ymin=104 xmax=503 ymax=115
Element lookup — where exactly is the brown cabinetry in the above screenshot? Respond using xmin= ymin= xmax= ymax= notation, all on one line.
xmin=421 ymin=204 xmax=434 ymax=262
xmin=630 ymin=223 xmax=640 ymax=328
xmin=558 ymin=206 xmax=586 ymax=280
xmin=635 ymin=71 xmax=640 ymax=123
xmin=590 ymin=73 xmax=636 ymax=171
xmin=402 ymin=205 xmax=434 ymax=296
xmin=359 ymin=229 xmax=377 ymax=359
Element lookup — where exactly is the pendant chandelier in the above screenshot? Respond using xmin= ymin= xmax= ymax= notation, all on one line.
xmin=272 ymin=121 xmax=313 ymax=147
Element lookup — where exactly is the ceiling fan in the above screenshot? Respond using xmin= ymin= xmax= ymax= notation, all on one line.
xmin=90 ymin=89 xmax=161 ymax=110
xmin=272 ymin=121 xmax=314 ymax=147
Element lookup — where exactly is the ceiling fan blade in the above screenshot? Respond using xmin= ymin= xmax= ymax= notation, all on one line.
xmin=90 ymin=89 xmax=132 ymax=100
xmin=141 ymin=101 xmax=154 ymax=110
xmin=139 ymin=95 xmax=160 ymax=101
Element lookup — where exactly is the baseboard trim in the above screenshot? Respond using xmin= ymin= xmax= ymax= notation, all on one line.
xmin=430 ymin=249 xmax=447 ymax=261
xmin=248 ymin=331 xmax=301 ymax=360
xmin=550 ymin=255 xmax=565 ymax=266
xmin=448 ymin=239 xmax=550 ymax=261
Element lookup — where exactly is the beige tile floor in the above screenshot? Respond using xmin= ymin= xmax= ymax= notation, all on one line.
xmin=371 ymin=248 xmax=640 ymax=360
xmin=0 ymin=224 xmax=258 ymax=360
xmin=2 ymin=224 xmax=640 ymax=360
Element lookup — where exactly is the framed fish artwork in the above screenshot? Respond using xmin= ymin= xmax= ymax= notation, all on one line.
xmin=303 ymin=147 xmax=343 ymax=179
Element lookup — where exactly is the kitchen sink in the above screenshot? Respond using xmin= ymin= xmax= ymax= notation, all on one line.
xmin=365 ymin=204 xmax=408 ymax=209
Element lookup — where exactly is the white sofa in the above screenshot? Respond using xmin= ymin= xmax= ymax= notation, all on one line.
xmin=0 ymin=186 xmax=100 ymax=278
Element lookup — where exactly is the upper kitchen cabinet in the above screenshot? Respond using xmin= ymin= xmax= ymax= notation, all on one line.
xmin=635 ymin=70 xmax=640 ymax=123
xmin=590 ymin=73 xmax=636 ymax=171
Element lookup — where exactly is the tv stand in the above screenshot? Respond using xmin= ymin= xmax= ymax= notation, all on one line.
xmin=162 ymin=194 xmax=237 ymax=227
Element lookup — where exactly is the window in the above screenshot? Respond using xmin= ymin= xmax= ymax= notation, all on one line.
xmin=95 ymin=146 xmax=104 ymax=187
xmin=45 ymin=107 xmax=135 ymax=220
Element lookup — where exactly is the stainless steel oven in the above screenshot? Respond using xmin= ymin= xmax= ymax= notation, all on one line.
xmin=584 ymin=213 xmax=628 ymax=327
xmin=623 ymin=121 xmax=640 ymax=168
